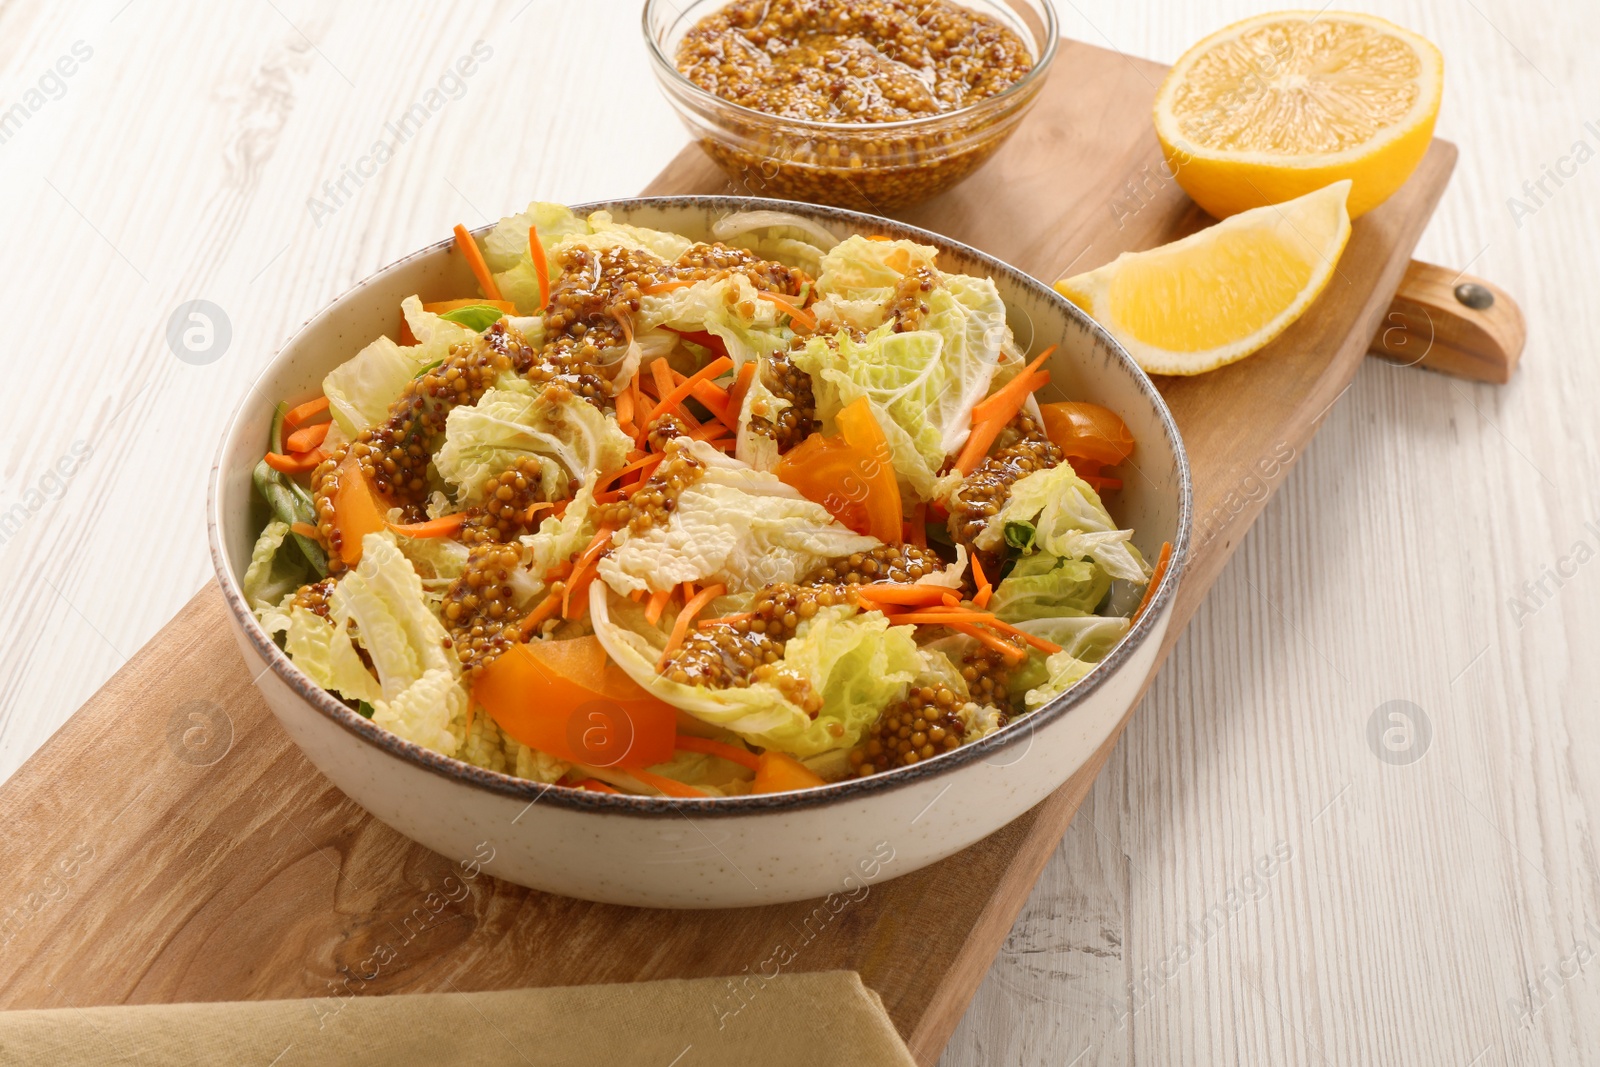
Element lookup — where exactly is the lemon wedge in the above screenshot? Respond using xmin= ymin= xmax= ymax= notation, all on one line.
xmin=1154 ymin=11 xmax=1443 ymax=219
xmin=1055 ymin=180 xmax=1352 ymax=376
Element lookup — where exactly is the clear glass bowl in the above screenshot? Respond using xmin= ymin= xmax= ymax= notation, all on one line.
xmin=642 ymin=0 xmax=1060 ymax=211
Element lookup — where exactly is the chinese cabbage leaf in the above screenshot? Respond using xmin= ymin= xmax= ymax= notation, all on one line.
xmin=591 ymin=589 xmax=918 ymax=757
xmin=989 ymin=552 xmax=1111 ymax=623
xmin=975 ymin=462 xmax=1150 ymax=583
xmin=323 ymin=296 xmax=477 ymax=438
xmin=597 ymin=447 xmax=877 ymax=595
xmin=434 ymin=384 xmax=632 ymax=505
xmin=639 ymin=273 xmax=794 ymax=369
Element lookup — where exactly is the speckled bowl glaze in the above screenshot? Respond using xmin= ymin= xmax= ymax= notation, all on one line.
xmin=208 ymin=197 xmax=1191 ymax=909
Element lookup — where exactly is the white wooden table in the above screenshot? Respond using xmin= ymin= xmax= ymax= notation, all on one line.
xmin=1 ymin=1 xmax=1595 ymax=1063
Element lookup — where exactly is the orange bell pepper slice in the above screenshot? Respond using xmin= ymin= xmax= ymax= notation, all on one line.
xmin=1038 ymin=402 xmax=1135 ymax=467
xmin=473 ymin=636 xmax=678 ymax=771
xmin=752 ymin=751 xmax=826 ymax=793
xmin=776 ymin=396 xmax=902 ymax=543
xmin=332 ymin=456 xmax=388 ymax=566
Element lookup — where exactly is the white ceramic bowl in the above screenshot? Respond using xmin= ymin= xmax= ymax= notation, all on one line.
xmin=208 ymin=197 xmax=1191 ymax=909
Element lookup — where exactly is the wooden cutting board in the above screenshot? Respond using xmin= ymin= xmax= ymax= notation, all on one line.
xmin=0 ymin=39 xmax=1457 ymax=1066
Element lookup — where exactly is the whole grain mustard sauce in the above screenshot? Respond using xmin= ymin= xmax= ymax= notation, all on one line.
xmin=676 ymin=0 xmax=1035 ymax=123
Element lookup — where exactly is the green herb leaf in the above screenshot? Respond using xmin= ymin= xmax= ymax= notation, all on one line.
xmin=923 ymin=519 xmax=956 ymax=550
xmin=413 ymin=359 xmax=444 ymax=380
xmin=356 ymin=700 xmax=375 ymax=719
xmin=1003 ymin=520 xmax=1037 ymax=552
xmin=270 ymin=401 xmax=289 ymax=455
xmin=438 ymin=304 xmax=507 ymax=332
xmin=252 ymin=457 xmax=328 ymax=578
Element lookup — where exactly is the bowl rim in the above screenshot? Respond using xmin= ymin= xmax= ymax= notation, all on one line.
xmin=639 ymin=0 xmax=1061 ymax=135
xmin=207 ymin=194 xmax=1191 ymax=819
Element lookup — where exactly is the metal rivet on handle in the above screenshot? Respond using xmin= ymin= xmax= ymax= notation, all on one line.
xmin=1454 ymin=282 xmax=1495 ymax=311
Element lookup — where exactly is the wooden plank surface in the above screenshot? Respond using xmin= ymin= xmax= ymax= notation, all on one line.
xmin=0 ymin=31 xmax=1455 ymax=1067
xmin=0 ymin=2 xmax=1595 ymax=1065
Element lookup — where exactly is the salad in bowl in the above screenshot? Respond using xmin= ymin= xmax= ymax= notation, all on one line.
xmin=241 ymin=202 xmax=1172 ymax=802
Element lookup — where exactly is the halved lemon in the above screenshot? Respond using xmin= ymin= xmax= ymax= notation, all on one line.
xmin=1055 ymin=180 xmax=1351 ymax=376
xmin=1154 ymin=11 xmax=1443 ymax=219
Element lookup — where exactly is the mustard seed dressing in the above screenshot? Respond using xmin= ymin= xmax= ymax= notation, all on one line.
xmin=677 ymin=0 xmax=1035 ymax=124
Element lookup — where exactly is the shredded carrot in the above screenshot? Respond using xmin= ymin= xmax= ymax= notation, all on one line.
xmin=636 ymin=359 xmax=680 ymax=442
xmin=638 ymin=369 xmax=661 ymax=400
xmin=943 ymin=620 xmax=1027 ymax=663
xmin=673 ymin=734 xmax=760 ymax=771
xmin=969 ymin=552 xmax=989 ymax=590
xmin=691 ymin=421 xmax=731 ymax=443
xmin=545 ymin=560 xmax=573 ymax=582
xmin=286 ymin=421 xmax=330 ymax=453
xmin=957 ymin=407 xmax=1034 ymax=476
xmin=645 ymin=356 xmax=733 ymax=443
xmin=706 ymin=436 xmax=737 ymax=452
xmin=852 ymin=583 xmax=952 ymax=607
xmin=283 ymin=396 xmax=329 ymax=430
xmin=757 ymin=291 xmax=816 ymax=331
xmin=971 ymin=553 xmax=993 ymax=608
xmin=1132 ymin=541 xmax=1174 ymax=624
xmin=956 ymin=353 xmax=1057 ymax=476
xmin=645 ymin=588 xmax=672 ymax=626
xmin=867 ymin=235 xmax=891 ymax=242
xmin=682 ymin=580 xmax=697 ymax=601
xmin=524 ymin=500 xmax=558 ymax=525
xmin=574 ymin=778 xmax=621 ymax=795
xmin=464 ymin=699 xmax=476 ymax=736
xmin=596 ymin=454 xmax=665 ymax=494
xmin=621 ymin=454 xmax=666 ymax=495
xmin=651 ymin=358 xmax=677 ymax=402
xmin=644 ymin=279 xmax=696 ymax=296
xmin=887 ymin=605 xmax=1052 ymax=657
xmin=698 ymin=611 xmax=754 ymax=629
xmin=889 ymin=608 xmax=996 ymax=624
xmin=665 ymin=377 xmax=704 ymax=431
xmin=691 ymin=379 xmax=736 ymax=428
xmin=264 ymin=449 xmax=324 ymax=474
xmin=453 ymin=224 xmax=502 ymax=301
xmin=657 ymin=583 xmax=727 ymax=669
xmin=725 ymin=361 xmax=757 ymax=419
xmin=290 ymin=521 xmax=319 ymax=540
xmin=527 ymin=225 xmax=550 ymax=310
xmin=518 ymin=589 xmax=563 ymax=638
xmin=629 ymin=376 xmax=649 ymax=441
xmin=385 ymin=513 xmax=467 ymax=538
xmin=631 ymin=769 xmax=709 ymax=799
xmin=972 ymin=346 xmax=1057 ymax=423
xmin=973 ymin=616 xmax=1062 ymax=655
xmin=562 ymin=527 xmax=615 ymax=620
xmin=942 ymin=592 xmax=961 ymax=606
xmin=908 ymin=503 xmax=927 ymax=549
xmin=615 ymin=385 xmax=636 ymax=436
xmin=630 ymin=589 xmax=646 ymax=602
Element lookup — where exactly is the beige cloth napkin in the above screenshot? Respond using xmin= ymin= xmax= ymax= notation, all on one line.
xmin=0 ymin=971 xmax=914 ymax=1066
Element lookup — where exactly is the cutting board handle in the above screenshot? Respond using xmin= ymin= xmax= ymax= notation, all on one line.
xmin=1368 ymin=259 xmax=1526 ymax=384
